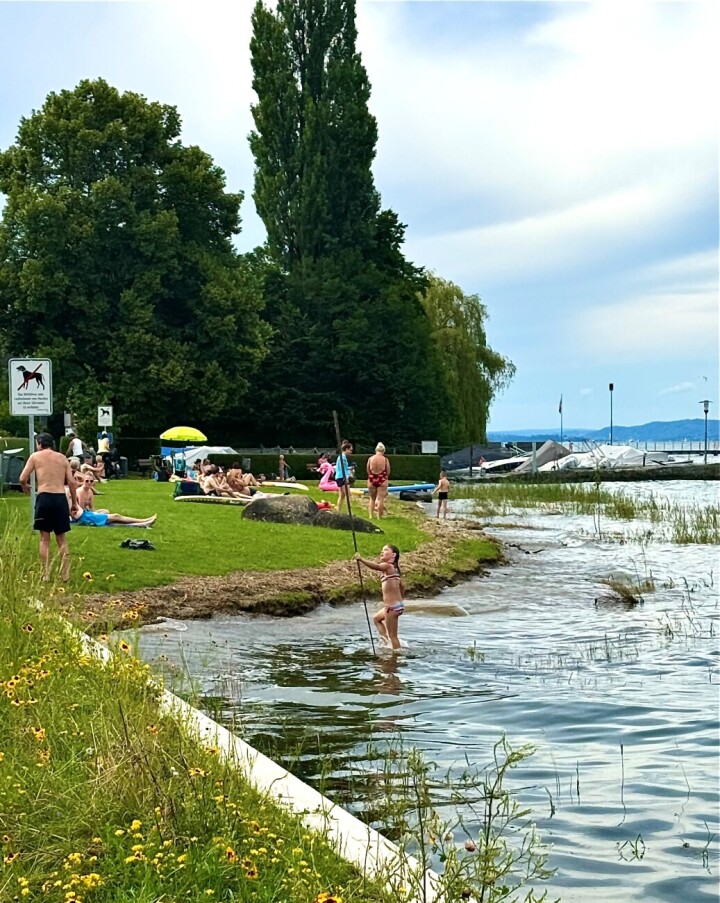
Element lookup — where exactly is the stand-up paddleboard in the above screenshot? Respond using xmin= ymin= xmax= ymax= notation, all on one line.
xmin=174 ymin=494 xmax=253 ymax=505
xmin=260 ymin=481 xmax=310 ymax=491
xmin=402 ymin=601 xmax=469 ymax=616
xmin=357 ymin=483 xmax=435 ymax=495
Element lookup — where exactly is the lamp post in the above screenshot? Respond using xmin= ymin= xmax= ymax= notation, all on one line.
xmin=609 ymin=383 xmax=614 ymax=445
xmin=700 ymin=399 xmax=711 ymax=464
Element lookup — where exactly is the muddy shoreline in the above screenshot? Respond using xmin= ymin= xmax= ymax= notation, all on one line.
xmin=76 ymin=518 xmax=501 ymax=630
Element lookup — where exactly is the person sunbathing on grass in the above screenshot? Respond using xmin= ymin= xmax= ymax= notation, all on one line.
xmin=70 ymin=477 xmax=157 ymax=527
xmin=201 ymin=466 xmax=244 ymax=498
xmin=81 ymin=458 xmax=107 ymax=483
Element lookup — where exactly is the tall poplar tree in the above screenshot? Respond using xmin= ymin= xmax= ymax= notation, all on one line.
xmin=248 ymin=0 xmax=448 ymax=445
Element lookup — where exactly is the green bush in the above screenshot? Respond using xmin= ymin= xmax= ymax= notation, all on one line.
xmin=207 ymin=452 xmax=441 ymax=482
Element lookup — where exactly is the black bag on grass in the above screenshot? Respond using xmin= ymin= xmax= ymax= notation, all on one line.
xmin=120 ymin=539 xmax=155 ymax=550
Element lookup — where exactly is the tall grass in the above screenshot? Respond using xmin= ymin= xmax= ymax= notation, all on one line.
xmin=0 ymin=526 xmax=398 ymax=903
xmin=457 ymin=483 xmax=720 ymax=544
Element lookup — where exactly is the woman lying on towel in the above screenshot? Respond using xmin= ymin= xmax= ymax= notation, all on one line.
xmin=70 ymin=476 xmax=157 ymax=527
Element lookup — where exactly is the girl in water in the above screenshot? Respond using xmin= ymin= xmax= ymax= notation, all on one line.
xmin=354 ymin=544 xmax=404 ymax=651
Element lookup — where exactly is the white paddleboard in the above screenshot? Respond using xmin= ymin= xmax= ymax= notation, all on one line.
xmin=174 ymin=494 xmax=252 ymax=505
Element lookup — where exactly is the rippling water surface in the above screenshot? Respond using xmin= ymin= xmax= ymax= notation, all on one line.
xmin=136 ymin=481 xmax=720 ymax=902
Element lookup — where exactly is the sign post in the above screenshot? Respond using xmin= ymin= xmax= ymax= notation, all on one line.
xmin=97 ymin=405 xmax=113 ymax=428
xmin=8 ymin=358 xmax=53 ymax=524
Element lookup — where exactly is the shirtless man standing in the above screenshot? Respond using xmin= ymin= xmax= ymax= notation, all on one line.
xmin=19 ymin=432 xmax=80 ymax=581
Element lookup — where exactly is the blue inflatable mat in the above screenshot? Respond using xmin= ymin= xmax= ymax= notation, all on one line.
xmin=387 ymin=483 xmax=435 ymax=493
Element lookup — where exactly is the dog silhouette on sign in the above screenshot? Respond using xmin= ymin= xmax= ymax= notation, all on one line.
xmin=100 ymin=407 xmax=111 ymax=418
xmin=17 ymin=365 xmax=45 ymax=390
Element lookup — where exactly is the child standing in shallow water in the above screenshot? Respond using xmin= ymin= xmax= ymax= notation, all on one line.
xmin=354 ymin=544 xmax=404 ymax=651
xmin=432 ymin=471 xmax=450 ymax=520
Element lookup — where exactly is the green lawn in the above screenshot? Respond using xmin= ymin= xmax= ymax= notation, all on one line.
xmin=0 ymin=481 xmax=428 ymax=593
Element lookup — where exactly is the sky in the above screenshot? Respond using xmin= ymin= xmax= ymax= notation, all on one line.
xmin=0 ymin=0 xmax=717 ymax=432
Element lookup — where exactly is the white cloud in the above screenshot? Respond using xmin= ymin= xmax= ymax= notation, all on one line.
xmin=658 ymin=382 xmax=695 ymax=397
xmin=358 ymin=1 xmax=717 ymax=226
xmin=404 ymin=175 xmax=710 ymax=287
xmin=572 ymin=289 xmax=718 ymax=359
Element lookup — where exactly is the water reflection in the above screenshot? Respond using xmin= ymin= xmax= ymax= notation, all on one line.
xmin=136 ymin=481 xmax=720 ymax=903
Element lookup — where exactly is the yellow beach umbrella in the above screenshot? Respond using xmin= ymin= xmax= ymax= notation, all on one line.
xmin=160 ymin=426 xmax=208 ymax=443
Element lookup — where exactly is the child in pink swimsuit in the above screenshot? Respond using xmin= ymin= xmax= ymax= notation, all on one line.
xmin=354 ymin=544 xmax=405 ymax=650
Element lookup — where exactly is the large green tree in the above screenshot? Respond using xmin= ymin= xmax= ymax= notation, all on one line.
xmin=419 ymin=275 xmax=515 ymax=445
xmin=248 ymin=0 xmax=449 ymax=445
xmin=0 ymin=79 xmax=268 ymax=437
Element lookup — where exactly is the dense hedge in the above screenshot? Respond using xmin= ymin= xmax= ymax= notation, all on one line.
xmin=206 ymin=452 xmax=441 ymax=482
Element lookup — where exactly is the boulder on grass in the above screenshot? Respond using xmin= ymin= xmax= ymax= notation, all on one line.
xmin=241 ymin=494 xmax=383 ymax=533
xmin=313 ymin=509 xmax=383 ymax=534
xmin=242 ymin=495 xmax=318 ymax=526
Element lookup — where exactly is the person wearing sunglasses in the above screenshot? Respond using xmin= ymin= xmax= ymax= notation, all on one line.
xmin=72 ymin=477 xmax=157 ymax=528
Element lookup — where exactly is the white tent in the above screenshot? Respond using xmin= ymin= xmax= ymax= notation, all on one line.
xmin=178 ymin=445 xmax=237 ymax=464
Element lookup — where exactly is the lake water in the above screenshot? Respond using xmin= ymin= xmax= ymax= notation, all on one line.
xmin=135 ymin=481 xmax=720 ymax=902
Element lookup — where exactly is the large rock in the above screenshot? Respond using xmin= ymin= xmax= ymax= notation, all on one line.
xmin=313 ymin=509 xmax=383 ymax=534
xmin=242 ymin=495 xmax=318 ymax=526
xmin=241 ymin=495 xmax=382 ymax=533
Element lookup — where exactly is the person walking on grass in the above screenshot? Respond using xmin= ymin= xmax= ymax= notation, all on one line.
xmin=335 ymin=440 xmax=353 ymax=511
xmin=354 ymin=544 xmax=404 ymax=651
xmin=432 ymin=471 xmax=451 ymax=520
xmin=19 ymin=432 xmax=80 ymax=581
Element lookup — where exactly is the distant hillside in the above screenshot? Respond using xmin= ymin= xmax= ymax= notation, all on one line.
xmin=489 ymin=418 xmax=720 ymax=443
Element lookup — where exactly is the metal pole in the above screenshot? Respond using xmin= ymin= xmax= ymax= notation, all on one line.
xmin=469 ymin=442 xmax=473 ymax=477
xmin=28 ymin=415 xmax=36 ymax=526
xmin=609 ymin=383 xmax=614 ymax=445
xmin=701 ymin=400 xmax=710 ymax=464
xmin=332 ymin=410 xmax=376 ymax=656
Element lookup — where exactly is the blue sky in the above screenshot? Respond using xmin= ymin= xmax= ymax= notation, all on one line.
xmin=0 ymin=1 xmax=717 ymax=431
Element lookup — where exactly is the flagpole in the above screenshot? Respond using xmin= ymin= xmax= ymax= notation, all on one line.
xmin=559 ymin=395 xmax=563 ymax=444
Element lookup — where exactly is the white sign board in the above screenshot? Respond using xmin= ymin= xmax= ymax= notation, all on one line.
xmin=421 ymin=440 xmax=438 ymax=454
xmin=97 ymin=405 xmax=114 ymax=427
xmin=8 ymin=358 xmax=53 ymax=416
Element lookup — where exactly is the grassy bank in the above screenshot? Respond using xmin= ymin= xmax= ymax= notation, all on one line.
xmin=0 ymin=483 xmax=499 ymax=626
xmin=0 ymin=483 xmax=429 ymax=593
xmin=0 ymin=546 xmax=401 ymax=903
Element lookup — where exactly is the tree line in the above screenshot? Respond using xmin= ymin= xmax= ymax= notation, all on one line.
xmin=0 ymin=0 xmax=514 ymax=447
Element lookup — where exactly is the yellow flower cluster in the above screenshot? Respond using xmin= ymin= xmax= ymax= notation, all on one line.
xmin=1 ymin=653 xmax=53 ymax=707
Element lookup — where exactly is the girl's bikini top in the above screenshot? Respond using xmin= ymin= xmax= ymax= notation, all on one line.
xmin=381 ymin=567 xmax=401 ymax=583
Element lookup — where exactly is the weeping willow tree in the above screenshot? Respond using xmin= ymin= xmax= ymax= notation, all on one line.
xmin=419 ymin=274 xmax=515 ymax=445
